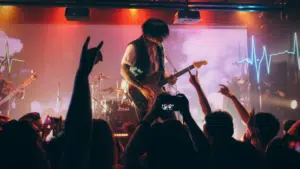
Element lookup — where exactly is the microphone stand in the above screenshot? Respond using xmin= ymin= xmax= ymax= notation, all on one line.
xmin=56 ymin=82 xmax=61 ymax=114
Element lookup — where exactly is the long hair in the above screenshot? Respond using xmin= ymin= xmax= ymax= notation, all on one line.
xmin=142 ymin=18 xmax=169 ymax=38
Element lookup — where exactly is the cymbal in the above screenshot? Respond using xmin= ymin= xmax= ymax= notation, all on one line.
xmin=92 ymin=73 xmax=112 ymax=80
xmin=101 ymin=87 xmax=124 ymax=93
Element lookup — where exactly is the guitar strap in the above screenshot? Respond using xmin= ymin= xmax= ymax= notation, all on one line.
xmin=157 ymin=44 xmax=165 ymax=80
xmin=0 ymin=80 xmax=6 ymax=98
xmin=157 ymin=44 xmax=165 ymax=71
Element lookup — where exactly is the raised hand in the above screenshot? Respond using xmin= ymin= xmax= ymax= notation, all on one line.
xmin=219 ymin=84 xmax=234 ymax=98
xmin=78 ymin=36 xmax=104 ymax=76
xmin=176 ymin=93 xmax=192 ymax=119
xmin=188 ymin=69 xmax=200 ymax=87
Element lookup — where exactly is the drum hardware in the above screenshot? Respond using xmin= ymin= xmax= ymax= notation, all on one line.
xmin=101 ymin=87 xmax=124 ymax=94
xmin=89 ymin=75 xmax=138 ymax=129
xmin=91 ymin=73 xmax=112 ymax=80
xmin=90 ymin=73 xmax=111 ymax=118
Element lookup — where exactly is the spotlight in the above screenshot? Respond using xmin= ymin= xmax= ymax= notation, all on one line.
xmin=65 ymin=7 xmax=90 ymax=21
xmin=174 ymin=10 xmax=201 ymax=24
xmin=290 ymin=100 xmax=298 ymax=109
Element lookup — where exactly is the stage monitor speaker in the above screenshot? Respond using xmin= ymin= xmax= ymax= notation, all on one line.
xmin=65 ymin=8 xmax=90 ymax=21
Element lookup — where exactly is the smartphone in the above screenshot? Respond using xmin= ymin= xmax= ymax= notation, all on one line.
xmin=44 ymin=116 xmax=52 ymax=128
xmin=162 ymin=104 xmax=175 ymax=111
xmin=161 ymin=104 xmax=184 ymax=124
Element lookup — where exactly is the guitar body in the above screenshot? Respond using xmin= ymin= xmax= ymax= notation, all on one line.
xmin=128 ymin=72 xmax=165 ymax=118
xmin=0 ymin=73 xmax=37 ymax=107
xmin=126 ymin=60 xmax=208 ymax=120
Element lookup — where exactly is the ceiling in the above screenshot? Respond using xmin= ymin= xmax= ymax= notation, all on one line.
xmin=0 ymin=0 xmax=282 ymax=5
xmin=0 ymin=0 xmax=287 ymax=11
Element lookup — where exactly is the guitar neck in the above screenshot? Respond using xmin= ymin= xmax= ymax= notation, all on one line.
xmin=0 ymin=79 xmax=33 ymax=106
xmin=159 ymin=64 xmax=195 ymax=86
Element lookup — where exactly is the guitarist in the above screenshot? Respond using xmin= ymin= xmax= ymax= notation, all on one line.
xmin=120 ymin=18 xmax=177 ymax=120
xmin=0 ymin=72 xmax=25 ymax=116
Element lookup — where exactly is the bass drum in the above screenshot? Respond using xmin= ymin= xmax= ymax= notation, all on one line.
xmin=108 ymin=100 xmax=138 ymax=131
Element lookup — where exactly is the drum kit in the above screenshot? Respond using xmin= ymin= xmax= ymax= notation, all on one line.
xmin=89 ymin=73 xmax=138 ymax=130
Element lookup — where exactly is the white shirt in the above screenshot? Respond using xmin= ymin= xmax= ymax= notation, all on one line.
xmin=121 ymin=42 xmax=167 ymax=76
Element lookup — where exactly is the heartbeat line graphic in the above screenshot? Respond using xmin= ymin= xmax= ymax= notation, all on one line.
xmin=238 ymin=33 xmax=299 ymax=83
xmin=0 ymin=41 xmax=24 ymax=74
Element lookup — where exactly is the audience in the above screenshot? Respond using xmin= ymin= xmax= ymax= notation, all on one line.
xmin=0 ymin=36 xmax=299 ymax=169
xmin=0 ymin=120 xmax=49 ymax=169
xmin=0 ymin=114 xmax=12 ymax=131
xmin=205 ymin=111 xmax=264 ymax=169
xmin=19 ymin=112 xmax=43 ymax=133
xmin=90 ymin=119 xmax=118 ymax=169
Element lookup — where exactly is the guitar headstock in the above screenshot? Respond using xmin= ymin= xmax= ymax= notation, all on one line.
xmin=193 ymin=60 xmax=208 ymax=68
xmin=23 ymin=72 xmax=37 ymax=86
xmin=30 ymin=73 xmax=38 ymax=80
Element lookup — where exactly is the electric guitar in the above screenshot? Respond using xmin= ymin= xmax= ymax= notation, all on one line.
xmin=127 ymin=60 xmax=207 ymax=110
xmin=0 ymin=73 xmax=37 ymax=107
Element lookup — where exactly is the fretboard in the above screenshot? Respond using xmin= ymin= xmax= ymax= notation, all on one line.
xmin=159 ymin=64 xmax=195 ymax=86
xmin=0 ymin=80 xmax=33 ymax=106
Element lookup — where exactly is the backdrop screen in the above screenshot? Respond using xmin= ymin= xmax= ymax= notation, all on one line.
xmin=0 ymin=24 xmax=248 ymax=138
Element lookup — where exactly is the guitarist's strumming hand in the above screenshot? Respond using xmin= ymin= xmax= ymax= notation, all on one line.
xmin=140 ymin=86 xmax=154 ymax=100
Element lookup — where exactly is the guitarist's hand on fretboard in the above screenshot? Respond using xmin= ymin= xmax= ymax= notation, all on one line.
xmin=167 ymin=75 xmax=177 ymax=85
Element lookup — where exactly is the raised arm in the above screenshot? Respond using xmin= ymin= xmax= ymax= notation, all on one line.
xmin=123 ymin=104 xmax=159 ymax=169
xmin=178 ymin=94 xmax=211 ymax=164
xmin=219 ymin=84 xmax=250 ymax=123
xmin=188 ymin=70 xmax=212 ymax=116
xmin=63 ymin=37 xmax=103 ymax=169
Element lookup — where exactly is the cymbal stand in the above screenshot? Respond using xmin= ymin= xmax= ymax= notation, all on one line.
xmin=98 ymin=73 xmax=108 ymax=119
xmin=56 ymin=82 xmax=61 ymax=114
xmin=90 ymin=83 xmax=96 ymax=113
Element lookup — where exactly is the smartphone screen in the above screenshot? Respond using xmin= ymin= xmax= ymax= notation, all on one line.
xmin=162 ymin=104 xmax=174 ymax=111
xmin=44 ymin=116 xmax=52 ymax=127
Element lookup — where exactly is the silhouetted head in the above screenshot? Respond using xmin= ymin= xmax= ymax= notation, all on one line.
xmin=249 ymin=112 xmax=280 ymax=147
xmin=205 ymin=110 xmax=234 ymax=139
xmin=0 ymin=120 xmax=48 ymax=169
xmin=19 ymin=112 xmax=43 ymax=134
xmin=142 ymin=18 xmax=169 ymax=44
xmin=90 ymin=119 xmax=116 ymax=169
xmin=148 ymin=120 xmax=198 ymax=169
